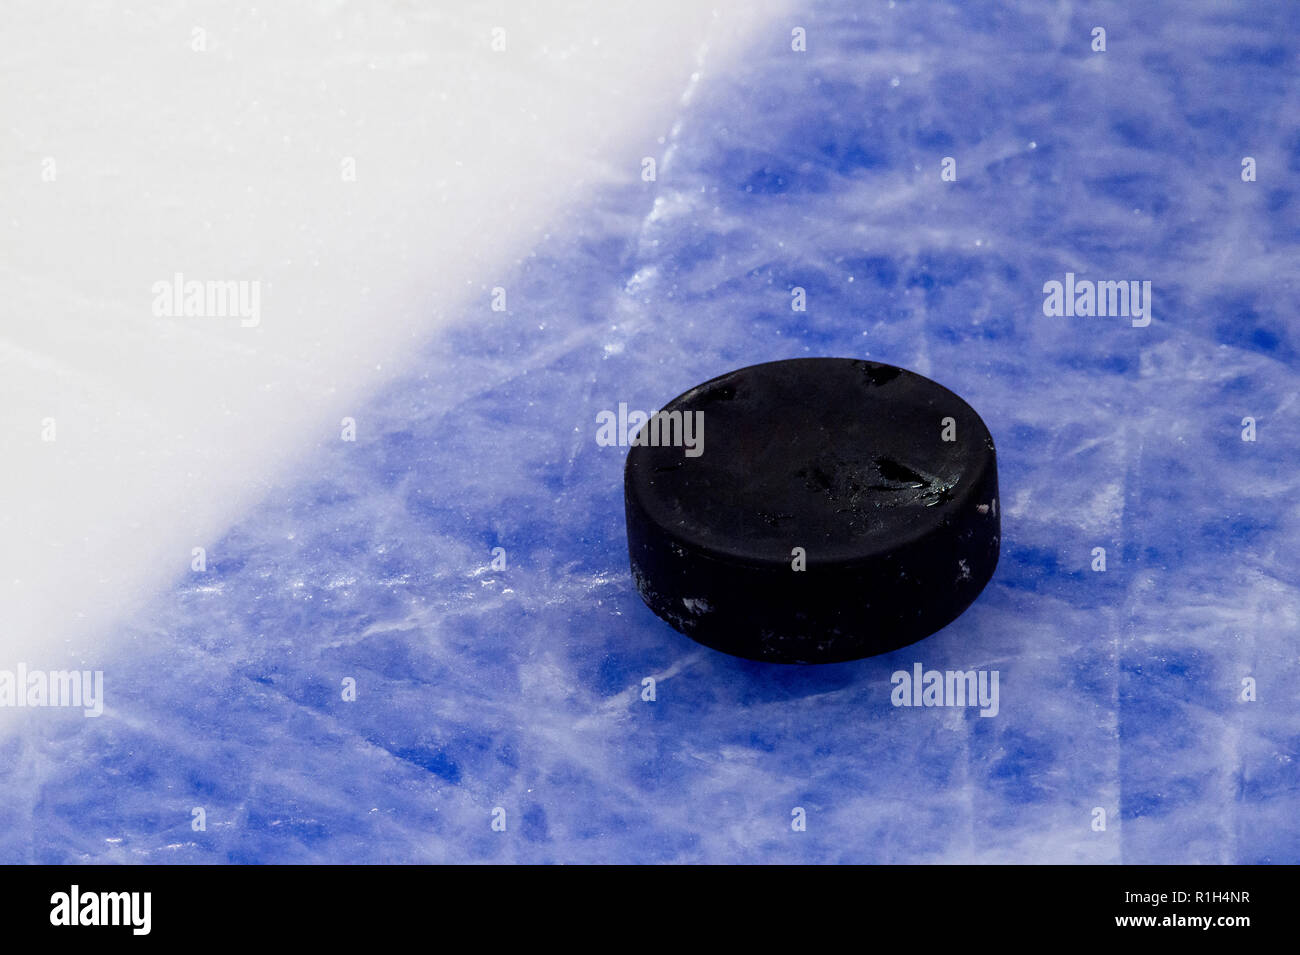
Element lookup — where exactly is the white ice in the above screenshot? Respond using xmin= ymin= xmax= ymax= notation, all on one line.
xmin=0 ymin=1 xmax=788 ymax=671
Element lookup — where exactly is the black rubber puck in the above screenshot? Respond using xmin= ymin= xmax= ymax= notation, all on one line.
xmin=623 ymin=357 xmax=1000 ymax=663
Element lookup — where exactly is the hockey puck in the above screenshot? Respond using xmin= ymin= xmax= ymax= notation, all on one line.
xmin=623 ymin=357 xmax=1000 ymax=663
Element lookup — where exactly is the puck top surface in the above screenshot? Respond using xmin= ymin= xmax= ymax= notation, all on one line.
xmin=625 ymin=357 xmax=996 ymax=566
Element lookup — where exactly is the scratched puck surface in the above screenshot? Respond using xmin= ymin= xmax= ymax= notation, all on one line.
xmin=623 ymin=357 xmax=1000 ymax=663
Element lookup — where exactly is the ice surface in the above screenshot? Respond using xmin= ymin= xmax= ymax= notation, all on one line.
xmin=1 ymin=0 xmax=1297 ymax=863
